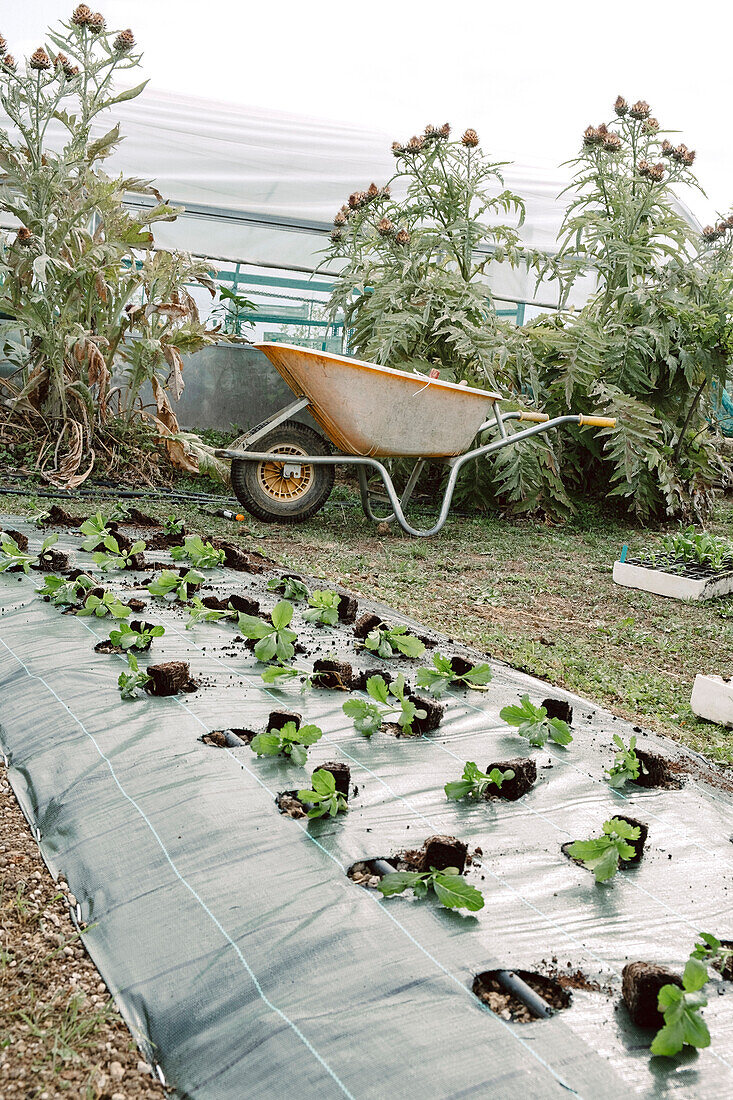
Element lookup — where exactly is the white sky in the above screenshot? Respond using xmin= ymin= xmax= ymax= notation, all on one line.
xmin=1 ymin=0 xmax=731 ymax=226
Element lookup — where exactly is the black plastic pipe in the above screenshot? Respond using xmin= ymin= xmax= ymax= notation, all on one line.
xmin=493 ymin=970 xmax=555 ymax=1019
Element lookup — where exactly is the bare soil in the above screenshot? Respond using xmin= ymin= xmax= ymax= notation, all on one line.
xmin=0 ymin=763 xmax=169 ymax=1100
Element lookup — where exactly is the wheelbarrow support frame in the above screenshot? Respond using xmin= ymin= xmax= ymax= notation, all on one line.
xmin=218 ymin=404 xmax=615 ymax=537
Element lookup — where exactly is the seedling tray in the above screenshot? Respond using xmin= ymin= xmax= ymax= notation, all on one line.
xmin=614 ymin=553 xmax=733 ymax=601
xmin=1 ymin=515 xmax=732 ymax=1099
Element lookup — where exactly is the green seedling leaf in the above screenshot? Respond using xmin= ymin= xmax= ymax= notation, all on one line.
xmin=378 ymin=867 xmax=484 ymax=911
xmin=606 ymin=733 xmax=643 ymax=788
xmin=117 ymin=653 xmax=150 ymax=699
xmin=296 ymin=768 xmax=348 ymax=818
xmin=185 ymin=595 xmax=235 ymax=628
xmin=108 ymin=621 xmax=165 ymax=650
xmin=267 ymin=576 xmax=309 ymax=601
xmin=444 ymin=761 xmax=515 ymax=801
xmin=170 ymin=535 xmax=225 ymax=569
xmin=250 ymin=720 xmax=322 ymax=764
xmin=364 ymin=623 xmax=425 ymax=660
xmin=303 ymin=590 xmax=340 ymax=626
xmin=80 ymin=511 xmax=111 ymax=550
xmin=77 ymin=591 xmax=131 ymax=619
xmin=567 ymin=817 xmax=640 ymax=882
xmin=500 ymin=694 xmax=573 ymax=748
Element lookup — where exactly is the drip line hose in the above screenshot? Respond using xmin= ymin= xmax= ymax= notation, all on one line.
xmin=0 ymin=472 xmax=473 ymax=519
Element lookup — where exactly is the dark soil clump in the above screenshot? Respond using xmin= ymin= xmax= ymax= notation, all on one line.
xmin=421 ymin=835 xmax=467 ymax=873
xmin=42 ymin=504 xmax=84 ymax=526
xmin=268 ymin=709 xmax=301 ymax=731
xmin=473 ymin=970 xmax=571 ymax=1022
xmin=319 ymin=761 xmax=350 ymax=798
xmin=353 ymin=612 xmax=383 ymax=639
xmin=212 ymin=540 xmax=274 ymax=573
xmin=541 ymin=697 xmax=573 ymax=724
xmin=337 ymin=593 xmax=359 ymax=624
xmin=634 ymin=749 xmax=683 ymax=789
xmin=4 ymin=529 xmax=28 ymax=552
xmin=613 ymin=814 xmax=648 ymax=862
xmin=622 ymin=962 xmax=682 ymax=1028
xmin=313 ymin=658 xmax=353 ymax=690
xmin=34 ymin=548 xmax=70 ymax=573
xmin=407 ymin=693 xmax=444 ymax=733
xmin=146 ymin=661 xmax=196 ymax=696
xmin=484 ymin=758 xmax=537 ymax=801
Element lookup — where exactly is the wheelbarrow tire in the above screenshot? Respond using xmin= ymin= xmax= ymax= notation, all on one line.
xmin=231 ymin=421 xmax=335 ymax=524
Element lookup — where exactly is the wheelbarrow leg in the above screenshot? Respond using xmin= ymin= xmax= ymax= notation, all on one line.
xmin=357 ymin=460 xmax=426 ymax=524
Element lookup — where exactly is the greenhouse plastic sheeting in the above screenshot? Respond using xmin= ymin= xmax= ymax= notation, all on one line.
xmin=1 ymin=515 xmax=732 ymax=1100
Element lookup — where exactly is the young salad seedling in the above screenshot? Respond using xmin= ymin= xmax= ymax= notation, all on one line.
xmin=296 ymin=769 xmax=348 ymax=818
xmin=250 ymin=721 xmax=322 ymax=766
xmin=147 ymin=569 xmax=204 ymax=602
xmin=170 ymin=535 xmax=225 ymax=569
xmin=77 ymin=592 xmax=131 ymax=620
xmin=378 ymin=867 xmax=484 ymax=912
xmin=0 ymin=534 xmax=58 ymax=574
xmin=606 ymin=734 xmax=646 ymax=788
xmin=343 ymin=673 xmax=426 ymax=737
xmin=303 ymin=590 xmax=341 ymax=626
xmin=260 ymin=664 xmax=314 ymax=690
xmin=164 ymin=515 xmax=185 ymax=535
xmin=267 ymin=576 xmax=309 ymax=602
xmin=185 ymin=596 xmax=237 ymax=629
xmin=566 ymin=817 xmax=640 ymax=882
xmin=117 ymin=653 xmax=151 ymax=699
xmin=364 ymin=623 xmax=425 ymax=659
xmin=108 ymin=621 xmax=165 ymax=650
xmin=238 ymin=601 xmax=297 ymax=662
xmin=80 ymin=511 xmax=112 ymax=551
xmin=417 ymin=653 xmax=493 ymax=697
xmin=444 ymin=761 xmax=515 ymax=801
xmin=92 ymin=536 xmax=146 ymax=571
xmin=499 ymin=694 xmax=573 ymax=747
xmin=37 ymin=574 xmax=94 ymax=607
xmin=649 ymin=933 xmax=733 ymax=1058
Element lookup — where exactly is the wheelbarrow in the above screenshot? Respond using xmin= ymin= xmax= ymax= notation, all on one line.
xmin=216 ymin=343 xmax=616 ymax=537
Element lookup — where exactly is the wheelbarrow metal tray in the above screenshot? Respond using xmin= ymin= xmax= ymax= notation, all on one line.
xmin=255 ymin=342 xmax=500 ymax=457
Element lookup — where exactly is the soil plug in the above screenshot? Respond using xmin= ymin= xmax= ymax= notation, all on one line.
xmin=313 ymin=659 xmax=353 ymax=690
xmin=622 ymin=962 xmax=682 ymax=1028
xmin=541 ymin=697 xmax=573 ymax=724
xmin=421 ymin=835 xmax=468 ymax=874
xmin=147 ymin=661 xmax=194 ymax=696
xmin=319 ymin=761 xmax=350 ymax=798
xmin=337 ymin=593 xmax=359 ymax=624
xmin=353 ymin=612 xmax=382 ymax=639
xmin=484 ymin=758 xmax=536 ymax=801
xmin=268 ymin=709 xmax=301 ymax=732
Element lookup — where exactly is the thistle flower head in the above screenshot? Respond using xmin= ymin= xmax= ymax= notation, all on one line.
xmin=661 ymin=139 xmax=673 ymax=156
xmin=334 ymin=211 xmax=347 ymax=226
xmin=614 ymin=95 xmax=628 ymax=116
xmin=629 ymin=100 xmax=651 ymax=120
xmin=394 ymin=228 xmax=411 ymax=245
xmin=648 ymin=162 xmax=665 ymax=182
xmin=88 ymin=11 xmax=105 ymax=32
xmin=583 ymin=125 xmax=601 ymax=146
xmin=423 ymin=124 xmax=440 ymax=140
xmin=71 ymin=4 xmax=93 ymax=25
xmin=717 ymin=222 xmax=729 ymax=235
xmin=380 ymin=185 xmax=391 ymax=199
xmin=725 ymin=214 xmax=733 ymax=229
xmin=29 ymin=47 xmax=51 ymax=71
xmin=461 ymin=128 xmax=479 ymax=147
xmin=439 ymin=123 xmax=451 ymax=138
xmin=702 ymin=226 xmax=720 ymax=242
xmin=683 ymin=148 xmax=696 ymax=166
xmin=377 ymin=217 xmax=395 ymax=237
xmin=671 ymin=143 xmax=688 ymax=163
xmin=0 ymin=35 xmax=6 ymax=54
xmin=638 ymin=159 xmax=651 ymax=178
xmin=391 ymin=141 xmax=403 ymax=157
xmin=642 ymin=117 xmax=659 ymax=134
xmin=2 ymin=54 xmax=16 ymax=71
xmin=348 ymin=191 xmax=366 ymax=209
xmin=113 ymin=28 xmax=135 ymax=53
xmin=330 ymin=228 xmax=343 ymax=243
xmin=406 ymin=135 xmax=425 ymax=153
xmin=366 ymin=182 xmax=380 ymax=199
xmin=16 ymin=227 xmax=34 ymax=246
xmin=602 ymin=132 xmax=622 ymax=152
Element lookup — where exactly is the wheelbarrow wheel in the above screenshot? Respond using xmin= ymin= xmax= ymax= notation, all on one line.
xmin=231 ymin=421 xmax=335 ymax=523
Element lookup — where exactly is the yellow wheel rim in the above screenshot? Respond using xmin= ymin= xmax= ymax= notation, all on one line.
xmin=258 ymin=444 xmax=313 ymax=502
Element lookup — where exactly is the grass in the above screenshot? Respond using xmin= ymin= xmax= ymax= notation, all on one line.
xmin=4 ymin=486 xmax=733 ymax=764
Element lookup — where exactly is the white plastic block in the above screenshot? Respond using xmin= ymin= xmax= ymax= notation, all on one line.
xmin=613 ymin=561 xmax=733 ymax=602
xmin=690 ymin=674 xmax=733 ymax=727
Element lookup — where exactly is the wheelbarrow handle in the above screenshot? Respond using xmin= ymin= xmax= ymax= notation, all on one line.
xmin=577 ymin=415 xmax=617 ymax=428
xmin=518 ymin=410 xmax=550 ymax=423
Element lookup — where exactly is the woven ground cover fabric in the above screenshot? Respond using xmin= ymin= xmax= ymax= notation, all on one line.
xmin=1 ymin=516 xmax=732 ymax=1099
